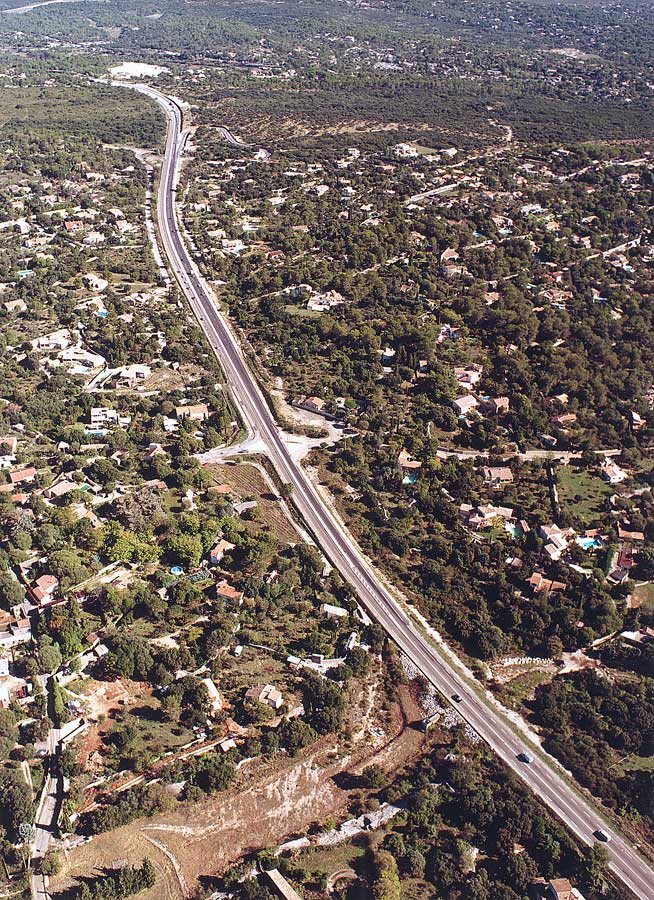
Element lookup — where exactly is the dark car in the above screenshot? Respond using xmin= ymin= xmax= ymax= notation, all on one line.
xmin=451 ymin=694 xmax=463 ymax=703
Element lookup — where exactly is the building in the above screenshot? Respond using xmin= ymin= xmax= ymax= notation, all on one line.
xmin=45 ymin=479 xmax=78 ymax=500
xmin=453 ymin=395 xmax=479 ymax=417
xmin=618 ymin=522 xmax=645 ymax=542
xmin=297 ymin=396 xmax=326 ymax=414
xmin=601 ymin=458 xmax=628 ymax=484
xmin=397 ymin=448 xmax=422 ymax=472
xmin=209 ymin=538 xmax=236 ymax=565
xmin=620 ymin=627 xmax=654 ymax=647
xmin=454 ymin=364 xmax=483 ymax=389
xmin=320 ymin=602 xmax=349 ymax=619
xmin=33 ymin=574 xmax=59 ymax=605
xmin=200 ymin=677 xmax=224 ymax=714
xmin=529 ymin=572 xmax=566 ymax=594
xmin=482 ymin=466 xmax=514 ymax=489
xmin=482 ymin=396 xmax=510 ymax=416
xmin=216 ymin=578 xmax=244 ymax=606
xmin=546 ymin=878 xmax=586 ymax=900
xmin=460 ymin=503 xmax=514 ymax=530
xmin=9 ymin=466 xmax=36 ymax=485
xmin=246 ymin=683 xmax=283 ymax=710
xmin=539 ymin=524 xmax=575 ymax=561
xmin=90 ymin=407 xmax=132 ymax=429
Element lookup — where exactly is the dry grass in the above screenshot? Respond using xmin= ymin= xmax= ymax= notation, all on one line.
xmin=205 ymin=462 xmax=300 ymax=543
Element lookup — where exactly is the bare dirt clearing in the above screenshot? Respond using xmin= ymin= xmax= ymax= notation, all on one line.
xmin=205 ymin=462 xmax=300 ymax=543
xmin=53 ymin=682 xmax=426 ymax=900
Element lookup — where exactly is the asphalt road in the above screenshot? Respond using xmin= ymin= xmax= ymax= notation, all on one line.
xmin=130 ymin=82 xmax=654 ymax=899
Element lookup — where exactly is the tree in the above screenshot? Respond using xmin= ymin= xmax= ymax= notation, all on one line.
xmin=583 ymin=842 xmax=610 ymax=892
xmin=360 ymin=764 xmax=386 ymax=789
xmin=0 ymin=574 xmax=26 ymax=609
xmin=41 ymin=851 xmax=62 ymax=876
xmin=38 ymin=637 xmax=62 ymax=674
xmin=372 ymin=851 xmax=401 ymax=900
xmin=166 ymin=532 xmax=203 ymax=569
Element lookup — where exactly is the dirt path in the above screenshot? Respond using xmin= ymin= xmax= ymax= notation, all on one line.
xmin=143 ymin=835 xmax=190 ymax=898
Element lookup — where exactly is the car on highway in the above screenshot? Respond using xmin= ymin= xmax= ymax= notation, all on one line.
xmin=594 ymin=829 xmax=611 ymax=842
xmin=451 ymin=693 xmax=463 ymax=703
xmin=517 ymin=751 xmax=534 ymax=763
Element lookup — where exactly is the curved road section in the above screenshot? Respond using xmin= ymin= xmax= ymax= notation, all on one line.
xmin=129 ymin=82 xmax=653 ymax=900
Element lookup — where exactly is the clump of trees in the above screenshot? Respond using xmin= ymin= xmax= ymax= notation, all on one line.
xmin=70 ymin=858 xmax=155 ymax=900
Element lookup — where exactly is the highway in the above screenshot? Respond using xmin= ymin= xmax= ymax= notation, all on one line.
xmin=130 ymin=82 xmax=654 ymax=899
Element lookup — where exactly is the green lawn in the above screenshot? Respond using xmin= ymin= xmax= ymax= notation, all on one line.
xmin=295 ymin=839 xmax=370 ymax=879
xmin=556 ymin=466 xmax=612 ymax=525
xmin=497 ymin=668 xmax=554 ymax=709
xmin=620 ymin=754 xmax=654 ymax=773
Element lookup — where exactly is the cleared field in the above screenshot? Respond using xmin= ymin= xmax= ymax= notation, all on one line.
xmin=205 ymin=462 xmax=301 ymax=543
xmin=631 ymin=581 xmax=654 ymax=612
xmin=556 ymin=465 xmax=612 ymax=525
xmin=52 ymin=680 xmax=425 ymax=900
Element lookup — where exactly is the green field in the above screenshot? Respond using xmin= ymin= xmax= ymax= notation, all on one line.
xmin=556 ymin=466 xmax=612 ymax=525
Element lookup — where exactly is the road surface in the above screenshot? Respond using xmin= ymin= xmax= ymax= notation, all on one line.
xmin=128 ymin=81 xmax=654 ymax=899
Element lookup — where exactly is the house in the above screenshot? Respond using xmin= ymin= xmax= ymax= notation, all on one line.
xmin=529 ymin=572 xmax=566 ymax=594
xmin=618 ymin=523 xmax=645 ymax=542
xmin=453 ymin=395 xmax=479 ymax=417
xmin=631 ymin=410 xmax=645 ymax=431
xmin=397 ymin=449 xmax=422 ymax=472
xmin=298 ymin=396 xmax=326 ymax=414
xmin=482 ymin=466 xmax=514 ymax=489
xmin=0 ymin=454 xmax=17 ymax=470
xmin=83 ymin=273 xmax=108 ymax=292
xmin=0 ymin=436 xmax=17 ymax=454
xmin=552 ymin=413 xmax=577 ymax=427
xmin=601 ymin=458 xmax=627 ymax=484
xmin=320 ymin=602 xmax=349 ymax=619
xmin=176 ymin=403 xmax=209 ymax=422
xmin=209 ymin=538 xmax=236 ymax=565
xmin=9 ymin=466 xmax=36 ymax=485
xmin=539 ymin=524 xmax=575 ymax=561
xmin=5 ymin=298 xmax=26 ymax=313
xmin=0 ymin=619 xmax=32 ymax=649
xmin=33 ymin=574 xmax=59 ymax=605
xmin=90 ymin=407 xmax=131 ymax=429
xmin=620 ymin=627 xmax=654 ymax=647
xmin=306 ymin=290 xmax=345 ymax=312
xmin=116 ymin=364 xmax=151 ymax=389
xmin=546 ymin=878 xmax=586 ymax=900
xmin=454 ymin=364 xmax=483 ymax=390
xmin=460 ymin=503 xmax=514 ymax=530
xmin=482 ymin=396 xmax=510 ymax=416
xmin=45 ymin=479 xmax=78 ymax=500
xmin=200 ymin=677 xmax=223 ymax=714
xmin=31 ymin=328 xmax=71 ymax=352
xmin=245 ymin=683 xmax=283 ymax=710
xmin=216 ymin=578 xmax=244 ymax=606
